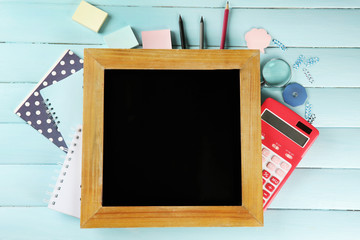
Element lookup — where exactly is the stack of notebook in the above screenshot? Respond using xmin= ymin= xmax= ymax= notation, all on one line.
xmin=14 ymin=49 xmax=84 ymax=218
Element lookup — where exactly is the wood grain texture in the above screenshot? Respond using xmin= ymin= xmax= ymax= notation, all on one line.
xmin=0 ymin=165 xmax=57 ymax=206
xmin=1 ymin=4 xmax=360 ymax=47
xmin=2 ymin=45 xmax=360 ymax=88
xmin=8 ymin=84 xmax=357 ymax=125
xmin=81 ymin=49 xmax=104 ymax=227
xmin=81 ymin=49 xmax=262 ymax=228
xmin=2 ymin=166 xmax=359 ymax=211
xmin=1 ymin=125 xmax=360 ymax=168
xmin=88 ymin=206 xmax=260 ymax=228
xmin=85 ymin=49 xmax=257 ymax=69
xmin=261 ymin=88 xmax=360 ymax=127
xmin=4 ymin=75 xmax=360 ymax=128
xmin=0 ymin=124 xmax=64 ymax=164
xmin=1 ymin=208 xmax=360 ymax=240
xmin=261 ymin=48 xmax=360 ymax=88
xmin=1 ymin=0 xmax=359 ymax=237
xmin=269 ymin=168 xmax=360 ymax=210
xmin=2 ymin=0 xmax=360 ymax=8
xmin=0 ymin=44 xmax=99 ymax=84
xmin=239 ymin=51 xmax=263 ymax=222
xmin=299 ymin=128 xmax=360 ymax=168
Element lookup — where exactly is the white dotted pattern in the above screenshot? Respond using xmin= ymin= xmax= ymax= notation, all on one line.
xmin=14 ymin=49 xmax=83 ymax=152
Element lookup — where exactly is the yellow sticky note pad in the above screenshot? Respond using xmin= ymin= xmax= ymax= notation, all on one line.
xmin=72 ymin=1 xmax=108 ymax=32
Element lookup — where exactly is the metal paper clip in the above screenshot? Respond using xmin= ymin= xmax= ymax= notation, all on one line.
xmin=303 ymin=68 xmax=314 ymax=84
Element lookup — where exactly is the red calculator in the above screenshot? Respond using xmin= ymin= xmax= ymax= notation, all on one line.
xmin=261 ymin=98 xmax=319 ymax=210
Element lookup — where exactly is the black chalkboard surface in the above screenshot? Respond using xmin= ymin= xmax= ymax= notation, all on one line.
xmin=102 ymin=69 xmax=241 ymax=206
xmin=81 ymin=49 xmax=263 ymax=228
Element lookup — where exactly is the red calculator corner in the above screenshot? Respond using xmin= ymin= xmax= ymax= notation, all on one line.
xmin=261 ymin=98 xmax=319 ymax=210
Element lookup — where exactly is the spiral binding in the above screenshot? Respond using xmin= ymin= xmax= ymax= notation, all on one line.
xmin=43 ymin=164 xmax=63 ymax=204
xmin=47 ymin=127 xmax=82 ymax=207
xmin=272 ymin=39 xmax=287 ymax=51
xmin=43 ymin=98 xmax=60 ymax=128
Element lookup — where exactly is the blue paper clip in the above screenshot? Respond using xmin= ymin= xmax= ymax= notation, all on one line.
xmin=305 ymin=101 xmax=312 ymax=121
xmin=308 ymin=114 xmax=316 ymax=124
xmin=293 ymin=55 xmax=305 ymax=69
xmin=305 ymin=101 xmax=316 ymax=124
xmin=305 ymin=57 xmax=320 ymax=67
xmin=272 ymin=39 xmax=287 ymax=51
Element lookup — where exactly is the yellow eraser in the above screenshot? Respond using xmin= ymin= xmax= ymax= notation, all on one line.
xmin=72 ymin=1 xmax=108 ymax=32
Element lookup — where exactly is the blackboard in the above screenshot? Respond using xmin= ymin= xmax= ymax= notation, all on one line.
xmin=81 ymin=49 xmax=262 ymax=228
xmin=102 ymin=69 xmax=241 ymax=206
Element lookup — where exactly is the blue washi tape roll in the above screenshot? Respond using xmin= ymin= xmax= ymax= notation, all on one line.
xmin=282 ymin=83 xmax=307 ymax=107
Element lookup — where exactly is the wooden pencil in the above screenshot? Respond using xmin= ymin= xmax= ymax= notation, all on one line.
xmin=200 ymin=16 xmax=204 ymax=49
xmin=220 ymin=1 xmax=229 ymax=49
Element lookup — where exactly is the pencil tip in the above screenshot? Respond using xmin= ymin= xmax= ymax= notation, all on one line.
xmin=226 ymin=1 xmax=229 ymax=8
xmin=200 ymin=16 xmax=203 ymax=22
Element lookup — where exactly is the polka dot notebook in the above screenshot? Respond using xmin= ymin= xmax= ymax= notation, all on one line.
xmin=14 ymin=50 xmax=83 ymax=152
xmin=40 ymin=69 xmax=83 ymax=148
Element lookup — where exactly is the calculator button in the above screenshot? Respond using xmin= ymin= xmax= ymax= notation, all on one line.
xmin=262 ymin=156 xmax=267 ymax=163
xmin=266 ymin=162 xmax=276 ymax=171
xmin=280 ymin=162 xmax=291 ymax=171
xmin=263 ymin=190 xmax=270 ymax=199
xmin=271 ymin=155 xmax=281 ymax=164
xmin=272 ymin=144 xmax=279 ymax=150
xmin=263 ymin=178 xmax=266 ymax=185
xmin=265 ymin=183 xmax=275 ymax=192
xmin=270 ymin=176 xmax=280 ymax=185
xmin=275 ymin=168 xmax=286 ymax=178
xmin=285 ymin=153 xmax=293 ymax=159
xmin=262 ymin=170 xmax=271 ymax=179
xmin=262 ymin=148 xmax=271 ymax=157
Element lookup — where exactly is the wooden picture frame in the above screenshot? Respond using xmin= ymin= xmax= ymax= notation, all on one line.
xmin=81 ymin=49 xmax=262 ymax=228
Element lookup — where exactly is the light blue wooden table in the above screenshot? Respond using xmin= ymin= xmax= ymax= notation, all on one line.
xmin=1 ymin=0 xmax=360 ymax=239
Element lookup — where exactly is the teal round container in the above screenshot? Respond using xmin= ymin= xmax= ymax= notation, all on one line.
xmin=262 ymin=58 xmax=292 ymax=87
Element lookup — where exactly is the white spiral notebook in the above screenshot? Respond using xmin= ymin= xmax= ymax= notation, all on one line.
xmin=48 ymin=126 xmax=82 ymax=218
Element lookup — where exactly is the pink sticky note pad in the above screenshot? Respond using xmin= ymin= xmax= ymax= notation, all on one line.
xmin=141 ymin=29 xmax=172 ymax=49
xmin=245 ymin=28 xmax=272 ymax=53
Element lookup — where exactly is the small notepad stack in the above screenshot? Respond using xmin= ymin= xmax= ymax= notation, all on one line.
xmin=141 ymin=29 xmax=172 ymax=49
xmin=104 ymin=25 xmax=139 ymax=49
xmin=72 ymin=0 xmax=108 ymax=32
xmin=48 ymin=126 xmax=82 ymax=218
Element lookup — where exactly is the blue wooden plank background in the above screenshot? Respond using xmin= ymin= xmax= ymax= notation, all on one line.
xmin=1 ymin=0 xmax=359 ymax=239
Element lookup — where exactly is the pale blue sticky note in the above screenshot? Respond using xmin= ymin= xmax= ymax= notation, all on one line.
xmin=104 ymin=25 xmax=139 ymax=48
xmin=40 ymin=69 xmax=83 ymax=148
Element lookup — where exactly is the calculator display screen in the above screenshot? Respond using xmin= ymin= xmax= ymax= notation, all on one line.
xmin=261 ymin=109 xmax=308 ymax=147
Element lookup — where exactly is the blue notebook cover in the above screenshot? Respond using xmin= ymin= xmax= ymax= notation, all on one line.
xmin=40 ymin=69 xmax=83 ymax=148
